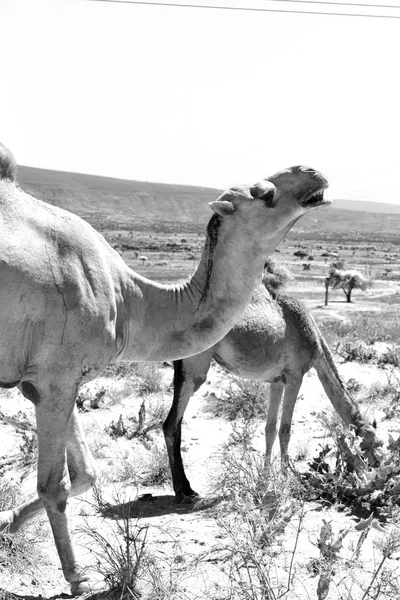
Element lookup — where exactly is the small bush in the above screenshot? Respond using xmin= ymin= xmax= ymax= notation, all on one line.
xmin=346 ymin=377 xmax=363 ymax=397
xmin=0 ymin=478 xmax=20 ymax=512
xmin=320 ymin=314 xmax=400 ymax=347
xmin=102 ymin=361 xmax=141 ymax=378
xmin=338 ymin=341 xmax=377 ymax=363
xmin=378 ymin=347 xmax=400 ymax=368
xmin=209 ymin=378 xmax=269 ymax=422
xmin=208 ymin=431 xmax=303 ymax=599
xmin=106 ymin=396 xmax=168 ymax=441
xmin=298 ymin=412 xmax=400 ymax=520
xmin=140 ymin=446 xmax=171 ymax=487
xmin=103 ymin=361 xmax=162 ymax=380
xmin=76 ymin=386 xmax=106 ymax=412
xmin=80 ymin=490 xmax=146 ymax=598
xmin=137 ymin=364 xmax=163 ymax=396
xmin=0 ymin=479 xmax=46 ymax=579
xmin=369 ymin=371 xmax=400 ymax=420
xmin=0 ymin=411 xmax=37 ymax=470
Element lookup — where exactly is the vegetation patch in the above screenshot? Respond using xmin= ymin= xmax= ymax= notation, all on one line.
xmin=369 ymin=370 xmax=400 ymax=420
xmin=206 ymin=377 xmax=269 ymax=422
xmin=297 ymin=413 xmax=400 ymax=521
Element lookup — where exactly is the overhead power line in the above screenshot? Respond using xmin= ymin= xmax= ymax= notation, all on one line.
xmin=262 ymin=0 xmax=400 ymax=9
xmin=86 ymin=0 xmax=400 ymax=19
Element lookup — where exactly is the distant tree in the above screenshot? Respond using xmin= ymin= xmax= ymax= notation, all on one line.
xmin=302 ymin=263 xmax=311 ymax=270
xmin=325 ymin=268 xmax=370 ymax=304
xmin=331 ymin=260 xmax=345 ymax=270
xmin=139 ymin=255 xmax=148 ymax=266
xmin=293 ymin=249 xmax=308 ymax=259
xmin=321 ymin=251 xmax=330 ymax=263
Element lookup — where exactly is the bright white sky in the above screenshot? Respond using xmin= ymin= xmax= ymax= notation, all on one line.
xmin=1 ymin=0 xmax=400 ymax=205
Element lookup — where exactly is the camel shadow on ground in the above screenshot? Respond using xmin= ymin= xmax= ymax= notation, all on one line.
xmin=0 ymin=496 xmax=220 ymax=600
xmin=98 ymin=492 xmax=219 ymax=520
xmin=0 ymin=593 xmax=70 ymax=600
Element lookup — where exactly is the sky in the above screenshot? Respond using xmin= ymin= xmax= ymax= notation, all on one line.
xmin=1 ymin=0 xmax=400 ymax=205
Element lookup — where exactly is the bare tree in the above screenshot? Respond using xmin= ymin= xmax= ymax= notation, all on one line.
xmin=325 ymin=268 xmax=370 ymax=304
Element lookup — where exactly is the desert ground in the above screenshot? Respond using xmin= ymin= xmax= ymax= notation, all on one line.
xmin=1 ymin=233 xmax=400 ymax=600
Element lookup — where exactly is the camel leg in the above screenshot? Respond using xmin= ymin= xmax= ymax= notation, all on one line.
xmin=0 ymin=407 xmax=96 ymax=534
xmin=265 ymin=381 xmax=285 ymax=466
xmin=279 ymin=375 xmax=303 ymax=465
xmin=0 ymin=387 xmax=93 ymax=596
xmin=164 ymin=351 xmax=213 ymax=503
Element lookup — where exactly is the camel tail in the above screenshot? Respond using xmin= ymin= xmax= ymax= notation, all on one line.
xmin=315 ymin=331 xmax=365 ymax=428
xmin=315 ymin=331 xmax=382 ymax=463
xmin=0 ymin=142 xmax=17 ymax=182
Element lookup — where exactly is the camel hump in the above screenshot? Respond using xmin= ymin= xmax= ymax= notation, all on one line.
xmin=0 ymin=142 xmax=17 ymax=182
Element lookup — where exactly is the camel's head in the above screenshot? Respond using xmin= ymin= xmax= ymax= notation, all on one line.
xmin=209 ymin=165 xmax=330 ymax=255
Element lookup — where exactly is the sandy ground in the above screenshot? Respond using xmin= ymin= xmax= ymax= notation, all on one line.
xmin=0 ymin=351 xmax=398 ymax=600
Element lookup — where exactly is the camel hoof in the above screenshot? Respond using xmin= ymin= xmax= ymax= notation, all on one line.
xmin=179 ymin=492 xmax=200 ymax=505
xmin=70 ymin=577 xmax=92 ymax=596
xmin=70 ymin=574 xmax=106 ymax=596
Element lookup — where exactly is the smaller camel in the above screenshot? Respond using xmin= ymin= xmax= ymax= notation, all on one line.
xmin=164 ymin=264 xmax=382 ymax=502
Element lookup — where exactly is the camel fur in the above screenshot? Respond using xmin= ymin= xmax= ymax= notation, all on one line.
xmin=0 ymin=141 xmax=329 ymax=594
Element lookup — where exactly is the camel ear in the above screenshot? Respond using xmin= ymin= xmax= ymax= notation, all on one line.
xmin=209 ymin=197 xmax=235 ymax=216
xmin=250 ymin=181 xmax=277 ymax=206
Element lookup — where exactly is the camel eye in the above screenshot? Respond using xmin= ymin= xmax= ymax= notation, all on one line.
xmin=261 ymin=188 xmax=276 ymax=208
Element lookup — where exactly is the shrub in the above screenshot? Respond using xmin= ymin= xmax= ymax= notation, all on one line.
xmin=137 ymin=364 xmax=163 ymax=396
xmin=208 ymin=432 xmax=303 ymax=599
xmin=80 ymin=490 xmax=146 ymax=598
xmin=369 ymin=371 xmax=400 ymax=420
xmin=319 ymin=314 xmax=400 ymax=347
xmin=298 ymin=411 xmax=400 ymax=521
xmin=208 ymin=378 xmax=269 ymax=422
xmin=337 ymin=341 xmax=377 ymax=363
xmin=105 ymin=396 xmax=168 ymax=441
xmin=140 ymin=446 xmax=171 ymax=487
xmin=0 ymin=411 xmax=37 ymax=470
xmin=76 ymin=386 xmax=106 ymax=412
xmin=378 ymin=347 xmax=400 ymax=368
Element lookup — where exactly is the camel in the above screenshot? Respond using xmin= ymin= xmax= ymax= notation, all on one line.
xmin=165 ymin=264 xmax=382 ymax=503
xmin=0 ymin=140 xmax=329 ymax=595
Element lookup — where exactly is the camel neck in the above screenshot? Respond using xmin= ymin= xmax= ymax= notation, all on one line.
xmin=117 ymin=215 xmax=286 ymax=362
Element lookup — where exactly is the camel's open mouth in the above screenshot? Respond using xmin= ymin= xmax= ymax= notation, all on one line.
xmin=301 ymin=187 xmax=331 ymax=208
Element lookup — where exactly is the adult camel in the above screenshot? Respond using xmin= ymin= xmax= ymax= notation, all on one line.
xmin=0 ymin=141 xmax=329 ymax=594
xmin=165 ymin=266 xmax=382 ymax=503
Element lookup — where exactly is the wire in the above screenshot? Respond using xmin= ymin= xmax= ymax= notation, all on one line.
xmin=86 ymin=0 xmax=400 ymax=19
xmin=261 ymin=0 xmax=400 ymax=10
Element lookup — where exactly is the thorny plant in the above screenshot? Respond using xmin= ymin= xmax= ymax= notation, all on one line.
xmin=76 ymin=386 xmax=107 ymax=412
xmin=309 ymin=512 xmax=400 ymax=600
xmin=81 ymin=487 xmax=197 ymax=599
xmin=0 ymin=478 xmax=47 ymax=588
xmin=299 ymin=411 xmax=400 ymax=520
xmin=0 ymin=410 xmax=37 ymax=471
xmin=79 ymin=489 xmax=147 ymax=599
xmin=106 ymin=396 xmax=168 ymax=442
xmin=206 ymin=420 xmax=400 ymax=600
xmin=369 ymin=369 xmax=400 ymax=420
xmin=206 ymin=424 xmax=306 ymax=599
